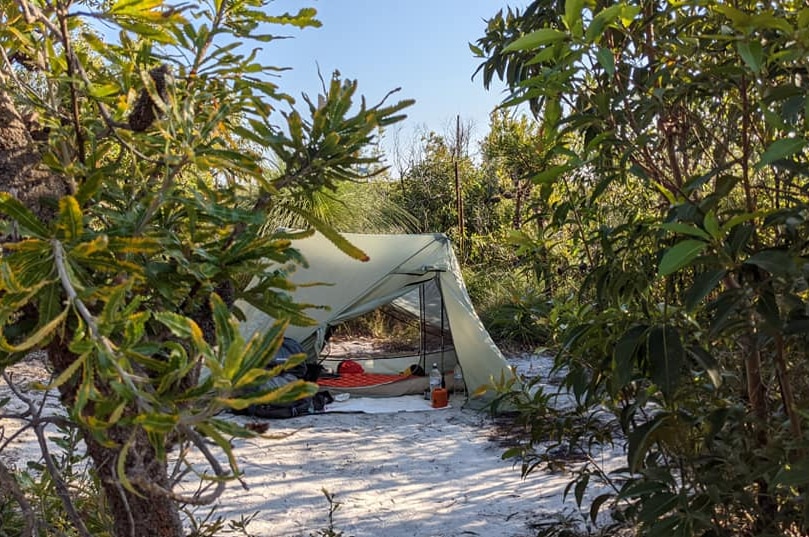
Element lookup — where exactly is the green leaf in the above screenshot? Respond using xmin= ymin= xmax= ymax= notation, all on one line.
xmin=660 ymin=222 xmax=711 ymax=241
xmin=638 ymin=492 xmax=679 ymax=525
xmin=688 ymin=346 xmax=722 ymax=388
xmin=647 ymin=326 xmax=683 ymax=400
xmin=564 ymin=0 xmax=585 ymax=34
xmin=744 ymin=250 xmax=795 ymax=276
xmin=0 ymin=193 xmax=50 ymax=238
xmin=627 ymin=413 xmax=672 ymax=472
xmin=684 ymin=269 xmax=726 ymax=311
xmin=595 ymin=47 xmax=615 ymax=76
xmin=756 ymin=137 xmax=807 ymax=169
xmin=0 ymin=306 xmax=68 ymax=352
xmin=585 ymin=3 xmax=623 ymax=42
xmin=503 ymin=28 xmax=568 ymax=52
xmin=530 ymin=164 xmax=572 ymax=185
xmin=658 ymin=240 xmax=707 ymax=276
xmin=289 ymin=211 xmax=369 ymax=262
xmin=737 ymin=40 xmax=763 ymax=73
xmin=772 ymin=461 xmax=809 ymax=487
xmin=47 ymin=352 xmax=88 ymax=391
xmin=703 ymin=212 xmax=720 ymax=239
xmin=154 ymin=312 xmax=204 ymax=342
xmin=56 ymin=196 xmax=83 ymax=240
xmin=116 ymin=433 xmax=145 ymax=498
xmin=590 ymin=493 xmax=613 ymax=524
xmin=713 ymin=5 xmax=752 ymax=28
xmin=134 ymin=412 xmax=179 ymax=434
xmin=219 ymin=379 xmax=318 ymax=410
xmin=612 ymin=325 xmax=647 ymax=394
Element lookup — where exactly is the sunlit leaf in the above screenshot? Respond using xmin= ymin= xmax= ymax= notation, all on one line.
xmin=0 ymin=193 xmax=50 ymax=238
xmin=757 ymin=137 xmax=807 ymax=168
xmin=503 ymin=29 xmax=568 ymax=52
xmin=658 ymin=240 xmax=707 ymax=276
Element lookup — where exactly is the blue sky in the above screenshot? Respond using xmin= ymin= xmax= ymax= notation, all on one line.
xmin=266 ymin=1 xmax=528 ymax=158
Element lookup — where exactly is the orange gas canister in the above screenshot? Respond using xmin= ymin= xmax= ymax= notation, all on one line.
xmin=431 ymin=387 xmax=448 ymax=408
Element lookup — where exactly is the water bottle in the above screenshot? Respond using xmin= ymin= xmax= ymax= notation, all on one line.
xmin=429 ymin=363 xmax=442 ymax=395
xmin=453 ymin=362 xmax=465 ymax=397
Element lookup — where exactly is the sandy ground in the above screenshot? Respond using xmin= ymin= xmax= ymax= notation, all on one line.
xmin=0 ymin=352 xmax=625 ymax=537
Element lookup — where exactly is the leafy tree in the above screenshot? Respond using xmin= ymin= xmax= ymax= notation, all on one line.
xmin=0 ymin=1 xmax=411 ymax=535
xmin=477 ymin=1 xmax=809 ymax=535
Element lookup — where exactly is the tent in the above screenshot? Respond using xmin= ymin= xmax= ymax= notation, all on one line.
xmin=237 ymin=232 xmax=515 ymax=402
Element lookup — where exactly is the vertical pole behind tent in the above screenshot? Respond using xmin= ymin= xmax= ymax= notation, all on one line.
xmin=419 ymin=282 xmax=427 ymax=371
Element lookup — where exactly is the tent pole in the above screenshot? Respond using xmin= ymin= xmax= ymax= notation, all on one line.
xmin=438 ymin=274 xmax=446 ymax=383
xmin=419 ymin=282 xmax=427 ymax=371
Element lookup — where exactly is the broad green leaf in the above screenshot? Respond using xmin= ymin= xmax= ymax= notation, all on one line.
xmin=713 ymin=5 xmax=752 ymax=28
xmin=737 ymin=41 xmax=763 ymax=73
xmin=756 ymin=137 xmax=807 ymax=168
xmin=704 ymin=212 xmax=720 ymax=239
xmin=647 ymin=325 xmax=683 ymax=400
xmin=195 ymin=422 xmax=241 ymax=475
xmin=0 ymin=193 xmax=50 ymax=238
xmin=750 ymin=12 xmax=793 ymax=34
xmin=585 ymin=3 xmax=624 ymax=42
xmin=564 ymin=0 xmax=584 ymax=33
xmin=744 ymin=250 xmax=795 ymax=276
xmin=658 ymin=240 xmax=707 ymax=276
xmin=772 ymin=461 xmax=809 ymax=487
xmin=627 ymin=412 xmax=672 ymax=472
xmin=660 ymin=222 xmax=711 ymax=241
xmin=107 ymin=236 xmax=161 ymax=255
xmin=286 ymin=210 xmax=369 ymax=262
xmin=684 ymin=269 xmax=726 ymax=311
xmin=503 ymin=28 xmax=568 ymax=52
xmin=210 ymin=293 xmax=235 ymax=352
xmin=530 ymin=164 xmax=572 ymax=185
xmin=595 ymin=47 xmax=615 ymax=76
xmin=590 ymin=493 xmax=613 ymax=525
xmin=239 ymin=321 xmax=287 ymax=374
xmin=638 ymin=492 xmax=679 ymax=525
xmin=612 ymin=325 xmax=647 ymax=394
xmin=71 ymin=235 xmax=110 ymax=258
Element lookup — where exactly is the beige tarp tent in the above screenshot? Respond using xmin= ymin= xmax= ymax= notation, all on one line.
xmin=237 ymin=232 xmax=515 ymax=400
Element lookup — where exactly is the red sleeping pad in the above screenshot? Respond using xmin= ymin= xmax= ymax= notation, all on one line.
xmin=318 ymin=373 xmax=407 ymax=389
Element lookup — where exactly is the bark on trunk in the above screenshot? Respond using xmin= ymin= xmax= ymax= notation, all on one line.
xmin=0 ymin=92 xmax=69 ymax=222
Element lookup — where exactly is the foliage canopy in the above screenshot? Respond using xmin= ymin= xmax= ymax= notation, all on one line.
xmin=0 ymin=0 xmax=411 ymax=535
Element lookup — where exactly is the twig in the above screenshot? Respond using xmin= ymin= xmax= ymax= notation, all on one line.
xmin=34 ymin=422 xmax=94 ymax=537
xmin=132 ymin=424 xmax=229 ymax=505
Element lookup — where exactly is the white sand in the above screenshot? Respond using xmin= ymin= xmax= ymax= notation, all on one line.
xmin=1 ymin=352 xmax=626 ymax=537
